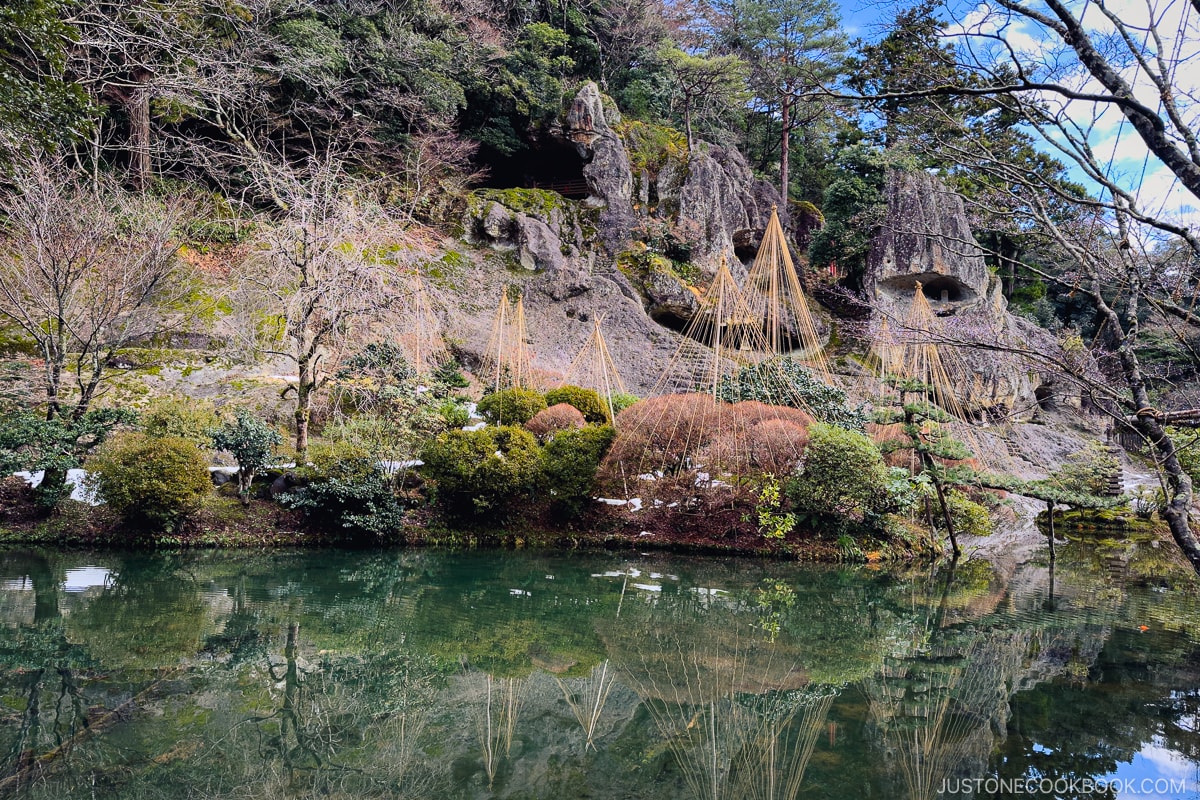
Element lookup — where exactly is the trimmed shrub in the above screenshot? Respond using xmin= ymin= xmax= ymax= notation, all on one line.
xmin=89 ymin=433 xmax=212 ymax=529
xmin=604 ymin=393 xmax=723 ymax=475
xmin=420 ymin=425 xmax=543 ymax=519
xmin=279 ymin=441 xmax=404 ymax=542
xmin=210 ymin=410 xmax=282 ymax=502
xmin=477 ymin=388 xmax=547 ymax=425
xmin=543 ymin=425 xmax=617 ymax=516
xmin=789 ymin=422 xmax=889 ymax=517
xmin=744 ymin=419 xmax=810 ymax=475
xmin=940 ymin=490 xmax=994 ymax=538
xmin=545 ymin=385 xmax=609 ymax=423
xmin=526 ymin=403 xmax=586 ymax=440
xmin=140 ymin=396 xmax=220 ymax=448
xmin=603 ymin=394 xmax=814 ymax=483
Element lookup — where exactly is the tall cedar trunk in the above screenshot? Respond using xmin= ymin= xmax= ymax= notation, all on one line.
xmin=127 ymin=68 xmax=152 ymax=191
xmin=779 ymin=96 xmax=790 ymax=203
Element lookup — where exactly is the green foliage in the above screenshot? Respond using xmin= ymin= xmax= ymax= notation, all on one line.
xmin=541 ymin=425 xmax=616 ymax=517
xmin=88 ymin=433 xmax=212 ymax=529
xmin=808 ymin=145 xmax=891 ymax=284
xmin=754 ymin=578 xmax=796 ymax=640
xmin=615 ymin=120 xmax=688 ymax=176
xmin=0 ymin=408 xmax=136 ymax=508
xmin=717 ymin=358 xmax=867 ymax=431
xmin=210 ymin=411 xmax=282 ymax=500
xmin=476 ymin=388 xmax=547 ymax=425
xmin=545 ymin=385 xmax=609 ymax=424
xmin=1168 ymin=427 xmax=1200 ymax=487
xmin=140 ymin=396 xmax=220 ymax=448
xmin=789 ymin=422 xmax=890 ymax=517
xmin=332 ymin=343 xmax=454 ymax=460
xmin=280 ymin=442 xmax=405 ymax=542
xmin=609 ymin=392 xmax=641 ymax=414
xmin=432 ymin=359 xmax=470 ymax=389
xmin=464 ymin=23 xmax=575 ymax=155
xmin=1051 ymin=442 xmax=1118 ymax=498
xmin=0 ymin=0 xmax=92 ymax=155
xmin=754 ymin=475 xmax=796 ymax=540
xmin=941 ymin=490 xmax=993 ymax=538
xmin=420 ymin=426 xmax=543 ymax=519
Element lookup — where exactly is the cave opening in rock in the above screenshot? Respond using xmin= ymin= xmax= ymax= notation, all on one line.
xmin=1035 ymin=383 xmax=1055 ymax=411
xmin=878 ymin=272 xmax=977 ymax=304
xmin=478 ymin=138 xmax=591 ymax=199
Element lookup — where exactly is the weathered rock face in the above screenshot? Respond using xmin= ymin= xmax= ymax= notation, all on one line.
xmin=865 ymin=169 xmax=1068 ymax=420
xmin=464 ymin=189 xmax=597 ymax=272
xmin=566 ymin=82 xmax=634 ymax=253
xmin=675 ymin=145 xmax=782 ymax=268
xmin=565 ymin=82 xmax=783 ymax=271
xmin=866 ymin=169 xmax=995 ymax=313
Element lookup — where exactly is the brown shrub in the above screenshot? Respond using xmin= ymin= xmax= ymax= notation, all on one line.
xmin=601 ymin=394 xmax=814 ymax=495
xmin=745 ymin=419 xmax=810 ymax=474
xmin=525 ymin=403 xmax=586 ymax=440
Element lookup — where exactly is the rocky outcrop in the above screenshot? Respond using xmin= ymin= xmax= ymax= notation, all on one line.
xmin=866 ymin=169 xmax=995 ymax=313
xmin=565 ymin=83 xmax=783 ymax=272
xmin=566 ymin=83 xmax=635 ymax=253
xmin=676 ymin=144 xmax=781 ymax=266
xmin=865 ymin=169 xmax=1069 ymax=420
xmin=464 ymin=189 xmax=597 ymax=272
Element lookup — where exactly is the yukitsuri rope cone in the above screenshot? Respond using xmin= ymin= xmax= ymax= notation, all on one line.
xmin=396 ymin=269 xmax=447 ymax=372
xmin=561 ymin=313 xmax=628 ymax=421
xmin=744 ymin=205 xmax=831 ymax=382
xmin=481 ymin=289 xmax=533 ymax=391
xmin=870 ymin=282 xmax=1002 ymax=473
xmin=598 ymin=256 xmax=824 ymax=504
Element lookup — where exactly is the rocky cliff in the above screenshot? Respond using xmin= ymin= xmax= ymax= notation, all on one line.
xmin=864 ymin=169 xmax=1069 ymax=419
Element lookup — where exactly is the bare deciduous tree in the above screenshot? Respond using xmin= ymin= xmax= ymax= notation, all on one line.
xmin=233 ymin=155 xmax=430 ymax=457
xmin=0 ymin=153 xmax=193 ymax=421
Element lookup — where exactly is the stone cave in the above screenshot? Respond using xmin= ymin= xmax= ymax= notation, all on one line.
xmin=478 ymin=137 xmax=591 ymax=199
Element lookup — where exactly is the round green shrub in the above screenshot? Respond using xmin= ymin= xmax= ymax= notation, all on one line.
xmin=542 ymin=425 xmax=617 ymax=517
xmin=788 ymin=422 xmax=889 ymax=517
xmin=89 ymin=433 xmax=212 ymax=529
xmin=140 ymin=396 xmax=220 ymax=448
xmin=476 ymin=388 xmax=547 ymax=425
xmin=420 ymin=425 xmax=543 ymax=519
xmin=942 ymin=490 xmax=993 ymax=538
xmin=545 ymin=385 xmax=609 ymax=423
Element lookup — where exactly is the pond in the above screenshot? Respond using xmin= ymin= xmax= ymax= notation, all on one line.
xmin=0 ymin=542 xmax=1198 ymax=799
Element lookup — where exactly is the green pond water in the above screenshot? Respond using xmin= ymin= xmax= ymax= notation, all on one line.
xmin=0 ymin=541 xmax=1198 ymax=800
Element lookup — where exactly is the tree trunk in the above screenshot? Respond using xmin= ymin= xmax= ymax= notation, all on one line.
xmin=1046 ymin=499 xmax=1056 ymax=563
xmin=683 ymin=97 xmax=693 ymax=149
xmin=127 ymin=68 xmax=152 ymax=192
xmin=779 ymin=96 xmax=791 ymax=203
xmin=933 ymin=479 xmax=959 ymax=558
xmin=295 ymin=359 xmax=312 ymax=461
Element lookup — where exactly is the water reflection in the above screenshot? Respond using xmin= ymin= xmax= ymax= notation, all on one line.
xmin=0 ymin=546 xmax=1196 ymax=799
